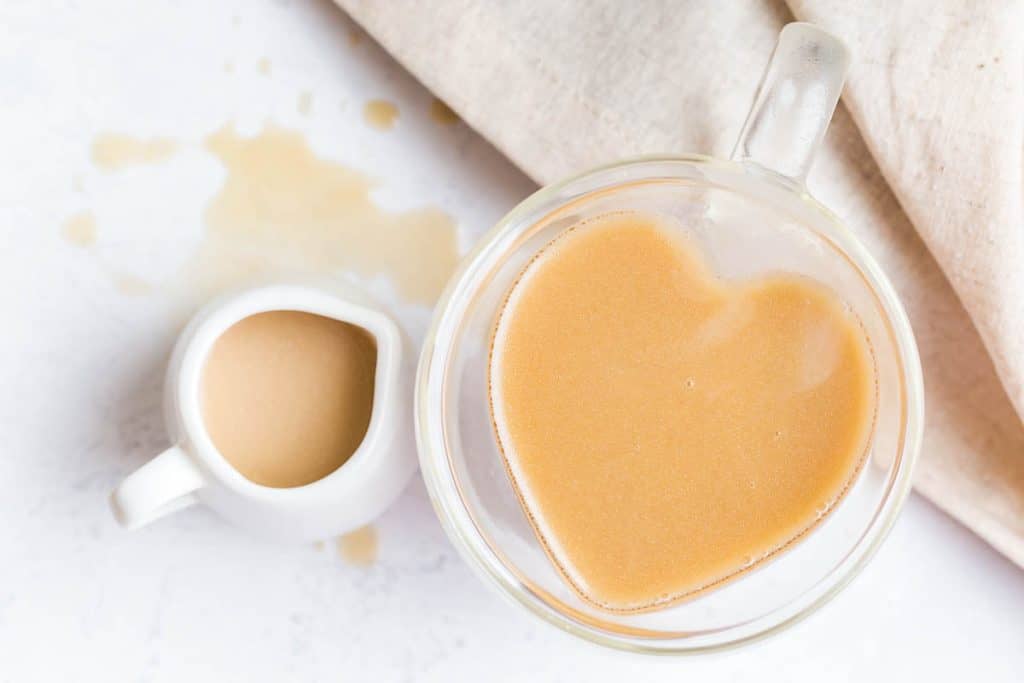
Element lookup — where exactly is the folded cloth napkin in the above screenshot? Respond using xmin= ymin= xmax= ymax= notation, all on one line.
xmin=337 ymin=0 xmax=1024 ymax=566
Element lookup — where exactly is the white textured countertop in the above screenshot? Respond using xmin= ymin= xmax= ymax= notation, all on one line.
xmin=2 ymin=1 xmax=1022 ymax=680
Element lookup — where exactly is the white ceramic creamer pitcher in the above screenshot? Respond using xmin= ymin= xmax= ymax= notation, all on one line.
xmin=112 ymin=282 xmax=417 ymax=541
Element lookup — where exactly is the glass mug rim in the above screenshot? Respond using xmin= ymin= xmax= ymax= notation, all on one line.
xmin=416 ymin=154 xmax=925 ymax=654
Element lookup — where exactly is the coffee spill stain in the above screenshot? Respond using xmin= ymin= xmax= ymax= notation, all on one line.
xmin=111 ymin=272 xmax=154 ymax=296
xmin=338 ymin=525 xmax=377 ymax=566
xmin=258 ymin=58 xmax=272 ymax=76
xmin=62 ymin=211 xmax=97 ymax=247
xmin=297 ymin=91 xmax=313 ymax=116
xmin=313 ymin=540 xmax=325 ymax=551
xmin=429 ymin=98 xmax=460 ymax=126
xmin=363 ymin=100 xmax=398 ymax=131
xmin=347 ymin=25 xmax=365 ymax=46
xmin=189 ymin=124 xmax=458 ymax=304
xmin=91 ymin=134 xmax=178 ymax=171
xmin=224 ymin=60 xmax=235 ymax=74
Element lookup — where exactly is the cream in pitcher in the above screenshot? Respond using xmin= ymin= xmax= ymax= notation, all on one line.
xmin=111 ymin=284 xmax=416 ymax=541
xmin=202 ymin=310 xmax=378 ymax=489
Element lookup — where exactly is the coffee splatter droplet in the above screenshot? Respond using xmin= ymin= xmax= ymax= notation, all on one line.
xmin=91 ymin=133 xmax=178 ymax=171
xmin=189 ymin=124 xmax=458 ymax=304
xmin=363 ymin=100 xmax=398 ymax=131
xmin=338 ymin=525 xmax=377 ymax=566
xmin=429 ymin=98 xmax=460 ymax=126
xmin=297 ymin=91 xmax=313 ymax=116
xmin=62 ymin=211 xmax=97 ymax=247
xmin=112 ymin=272 xmax=153 ymax=296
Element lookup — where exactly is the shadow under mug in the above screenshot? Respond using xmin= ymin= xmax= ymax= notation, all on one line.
xmin=415 ymin=23 xmax=924 ymax=653
xmin=111 ymin=282 xmax=417 ymax=541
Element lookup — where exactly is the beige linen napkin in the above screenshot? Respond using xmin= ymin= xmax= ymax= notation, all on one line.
xmin=337 ymin=0 xmax=1024 ymax=566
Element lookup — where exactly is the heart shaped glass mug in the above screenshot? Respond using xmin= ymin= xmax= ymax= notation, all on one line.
xmin=416 ymin=23 xmax=924 ymax=653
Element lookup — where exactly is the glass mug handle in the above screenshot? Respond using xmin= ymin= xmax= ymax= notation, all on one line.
xmin=111 ymin=445 xmax=206 ymax=529
xmin=732 ymin=22 xmax=850 ymax=183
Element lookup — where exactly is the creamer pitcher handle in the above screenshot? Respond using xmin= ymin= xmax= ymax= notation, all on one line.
xmin=732 ymin=22 xmax=850 ymax=183
xmin=111 ymin=445 xmax=205 ymax=529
